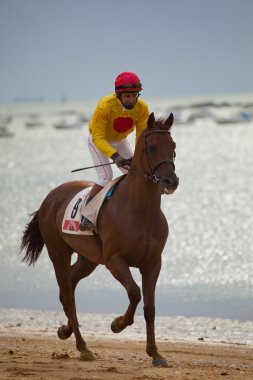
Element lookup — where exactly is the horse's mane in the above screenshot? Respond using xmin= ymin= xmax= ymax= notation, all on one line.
xmin=154 ymin=118 xmax=172 ymax=132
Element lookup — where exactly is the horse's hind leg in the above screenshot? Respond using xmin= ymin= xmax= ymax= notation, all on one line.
xmin=58 ymin=254 xmax=97 ymax=340
xmin=48 ymin=242 xmax=95 ymax=361
xmin=106 ymin=255 xmax=141 ymax=333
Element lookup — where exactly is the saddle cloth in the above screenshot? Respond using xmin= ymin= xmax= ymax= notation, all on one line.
xmin=62 ymin=176 xmax=123 ymax=235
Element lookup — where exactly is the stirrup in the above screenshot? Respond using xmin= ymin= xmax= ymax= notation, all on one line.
xmin=79 ymin=217 xmax=95 ymax=231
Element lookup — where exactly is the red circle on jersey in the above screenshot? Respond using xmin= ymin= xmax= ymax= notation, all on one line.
xmin=113 ymin=117 xmax=134 ymax=133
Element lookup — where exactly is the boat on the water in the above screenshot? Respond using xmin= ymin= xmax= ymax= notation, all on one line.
xmin=0 ymin=125 xmax=14 ymax=138
xmin=215 ymin=111 xmax=251 ymax=125
xmin=54 ymin=119 xmax=82 ymax=130
xmin=25 ymin=120 xmax=44 ymax=128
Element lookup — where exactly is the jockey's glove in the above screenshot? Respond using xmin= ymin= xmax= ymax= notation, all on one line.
xmin=111 ymin=152 xmax=132 ymax=170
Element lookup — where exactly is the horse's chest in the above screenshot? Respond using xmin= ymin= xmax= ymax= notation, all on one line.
xmin=120 ymin=235 xmax=162 ymax=264
xmin=101 ymin=218 xmax=168 ymax=265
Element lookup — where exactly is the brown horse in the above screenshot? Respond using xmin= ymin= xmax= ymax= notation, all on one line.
xmin=20 ymin=112 xmax=178 ymax=367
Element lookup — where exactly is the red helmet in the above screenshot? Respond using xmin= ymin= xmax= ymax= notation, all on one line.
xmin=115 ymin=72 xmax=142 ymax=93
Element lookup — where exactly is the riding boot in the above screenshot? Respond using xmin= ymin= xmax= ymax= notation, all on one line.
xmin=79 ymin=184 xmax=103 ymax=231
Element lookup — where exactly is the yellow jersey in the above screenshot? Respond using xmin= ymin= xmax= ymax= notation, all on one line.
xmin=89 ymin=93 xmax=149 ymax=158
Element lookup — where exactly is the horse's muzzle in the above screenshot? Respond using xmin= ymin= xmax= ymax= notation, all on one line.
xmin=161 ymin=176 xmax=179 ymax=194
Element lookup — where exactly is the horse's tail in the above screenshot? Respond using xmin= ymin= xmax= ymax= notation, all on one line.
xmin=20 ymin=210 xmax=44 ymax=266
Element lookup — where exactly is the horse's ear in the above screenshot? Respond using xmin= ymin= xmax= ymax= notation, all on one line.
xmin=147 ymin=112 xmax=155 ymax=129
xmin=164 ymin=113 xmax=174 ymax=129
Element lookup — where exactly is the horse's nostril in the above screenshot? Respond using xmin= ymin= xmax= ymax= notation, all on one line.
xmin=164 ymin=177 xmax=179 ymax=187
xmin=162 ymin=178 xmax=174 ymax=188
xmin=164 ymin=178 xmax=173 ymax=186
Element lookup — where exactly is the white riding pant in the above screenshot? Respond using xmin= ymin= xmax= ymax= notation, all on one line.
xmin=87 ymin=134 xmax=133 ymax=186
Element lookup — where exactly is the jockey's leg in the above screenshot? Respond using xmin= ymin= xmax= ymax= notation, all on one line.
xmin=79 ymin=135 xmax=112 ymax=231
xmin=79 ymin=183 xmax=103 ymax=231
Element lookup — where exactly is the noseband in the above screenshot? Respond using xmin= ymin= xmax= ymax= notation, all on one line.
xmin=130 ymin=130 xmax=176 ymax=183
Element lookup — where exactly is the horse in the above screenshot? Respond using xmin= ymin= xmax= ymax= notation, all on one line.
xmin=20 ymin=112 xmax=179 ymax=367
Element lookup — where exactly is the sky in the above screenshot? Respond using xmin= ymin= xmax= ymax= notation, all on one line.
xmin=0 ymin=0 xmax=253 ymax=102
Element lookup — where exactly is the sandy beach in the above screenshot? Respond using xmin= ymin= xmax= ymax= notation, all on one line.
xmin=1 ymin=334 xmax=253 ymax=379
xmin=1 ymin=308 xmax=253 ymax=379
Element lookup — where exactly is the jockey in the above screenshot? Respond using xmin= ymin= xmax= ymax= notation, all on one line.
xmin=79 ymin=71 xmax=149 ymax=231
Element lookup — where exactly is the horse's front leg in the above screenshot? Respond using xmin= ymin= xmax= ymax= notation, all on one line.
xmin=106 ymin=254 xmax=141 ymax=333
xmin=141 ymin=258 xmax=168 ymax=367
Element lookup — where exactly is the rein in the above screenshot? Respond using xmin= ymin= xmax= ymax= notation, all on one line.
xmin=130 ymin=130 xmax=176 ymax=183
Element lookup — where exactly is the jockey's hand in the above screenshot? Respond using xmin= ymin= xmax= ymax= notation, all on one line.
xmin=111 ymin=152 xmax=131 ymax=170
xmin=123 ymin=158 xmax=132 ymax=171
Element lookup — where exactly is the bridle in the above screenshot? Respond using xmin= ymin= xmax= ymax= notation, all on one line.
xmin=130 ymin=129 xmax=176 ymax=183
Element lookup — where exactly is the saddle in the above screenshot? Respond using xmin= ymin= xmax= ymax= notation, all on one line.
xmin=62 ymin=176 xmax=124 ymax=235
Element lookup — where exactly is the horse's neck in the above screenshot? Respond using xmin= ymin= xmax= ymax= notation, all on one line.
xmin=122 ymin=174 xmax=161 ymax=215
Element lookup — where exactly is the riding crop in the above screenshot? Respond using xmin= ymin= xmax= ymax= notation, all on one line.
xmin=71 ymin=163 xmax=115 ymax=172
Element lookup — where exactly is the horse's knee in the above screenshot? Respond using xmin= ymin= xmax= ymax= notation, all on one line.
xmin=128 ymin=286 xmax=141 ymax=304
xmin=144 ymin=306 xmax=155 ymax=322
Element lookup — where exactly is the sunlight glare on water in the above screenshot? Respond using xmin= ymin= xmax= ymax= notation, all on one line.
xmin=0 ymin=96 xmax=253 ymax=320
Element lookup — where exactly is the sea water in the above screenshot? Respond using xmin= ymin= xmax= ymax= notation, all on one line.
xmin=0 ymin=94 xmax=253 ymax=321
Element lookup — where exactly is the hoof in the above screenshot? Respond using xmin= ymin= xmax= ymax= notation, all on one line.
xmin=57 ymin=325 xmax=72 ymax=340
xmin=80 ymin=350 xmax=96 ymax=361
xmin=111 ymin=317 xmax=123 ymax=333
xmin=152 ymin=358 xmax=169 ymax=367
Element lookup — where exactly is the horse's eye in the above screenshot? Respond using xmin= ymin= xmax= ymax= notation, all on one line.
xmin=149 ymin=144 xmax=157 ymax=153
